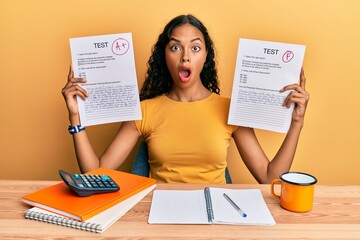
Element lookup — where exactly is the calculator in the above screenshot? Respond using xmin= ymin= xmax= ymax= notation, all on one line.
xmin=59 ymin=169 xmax=120 ymax=197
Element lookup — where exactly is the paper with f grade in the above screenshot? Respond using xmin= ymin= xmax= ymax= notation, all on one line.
xmin=70 ymin=33 xmax=141 ymax=126
xmin=228 ymin=39 xmax=305 ymax=133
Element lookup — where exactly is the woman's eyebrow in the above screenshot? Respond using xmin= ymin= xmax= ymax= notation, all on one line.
xmin=169 ymin=37 xmax=180 ymax=43
xmin=168 ymin=37 xmax=203 ymax=43
xmin=191 ymin=37 xmax=203 ymax=43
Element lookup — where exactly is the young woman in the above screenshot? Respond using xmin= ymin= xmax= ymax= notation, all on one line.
xmin=62 ymin=14 xmax=309 ymax=184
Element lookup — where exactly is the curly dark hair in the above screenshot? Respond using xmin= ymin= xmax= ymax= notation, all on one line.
xmin=139 ymin=14 xmax=220 ymax=101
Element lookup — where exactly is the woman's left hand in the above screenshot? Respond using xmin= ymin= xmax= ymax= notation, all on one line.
xmin=280 ymin=68 xmax=310 ymax=126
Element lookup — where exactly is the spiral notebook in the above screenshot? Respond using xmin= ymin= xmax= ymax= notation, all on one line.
xmin=24 ymin=184 xmax=155 ymax=233
xmin=148 ymin=187 xmax=275 ymax=225
xmin=22 ymin=168 xmax=156 ymax=221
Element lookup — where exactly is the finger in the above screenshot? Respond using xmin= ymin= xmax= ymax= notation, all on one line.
xmin=65 ymin=65 xmax=76 ymax=88
xmin=65 ymin=67 xmax=87 ymax=88
xmin=281 ymin=84 xmax=306 ymax=94
xmin=70 ymin=85 xmax=88 ymax=97
xmin=284 ymin=96 xmax=307 ymax=109
xmin=69 ymin=77 xmax=87 ymax=84
xmin=300 ymin=67 xmax=306 ymax=90
xmin=283 ymin=91 xmax=309 ymax=108
xmin=74 ymin=89 xmax=88 ymax=100
xmin=67 ymin=65 xmax=88 ymax=83
xmin=67 ymin=65 xmax=74 ymax=81
xmin=64 ymin=78 xmax=86 ymax=89
xmin=67 ymin=89 xmax=88 ymax=101
xmin=283 ymin=95 xmax=299 ymax=108
xmin=62 ymin=85 xmax=88 ymax=99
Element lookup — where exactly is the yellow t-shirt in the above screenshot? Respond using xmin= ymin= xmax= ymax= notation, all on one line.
xmin=134 ymin=93 xmax=238 ymax=183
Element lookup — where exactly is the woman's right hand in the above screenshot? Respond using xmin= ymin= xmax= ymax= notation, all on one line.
xmin=61 ymin=66 xmax=88 ymax=123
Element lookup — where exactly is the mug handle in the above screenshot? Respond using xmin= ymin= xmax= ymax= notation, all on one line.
xmin=270 ymin=179 xmax=282 ymax=199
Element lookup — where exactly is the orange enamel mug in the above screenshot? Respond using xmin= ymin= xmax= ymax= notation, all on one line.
xmin=270 ymin=172 xmax=317 ymax=212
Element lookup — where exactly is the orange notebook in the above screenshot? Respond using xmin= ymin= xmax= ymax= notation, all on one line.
xmin=22 ymin=168 xmax=156 ymax=221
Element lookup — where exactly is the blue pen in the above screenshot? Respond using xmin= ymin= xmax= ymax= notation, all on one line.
xmin=223 ymin=193 xmax=247 ymax=218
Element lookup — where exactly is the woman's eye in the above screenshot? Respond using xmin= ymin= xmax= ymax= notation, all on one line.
xmin=170 ymin=45 xmax=181 ymax=51
xmin=192 ymin=46 xmax=201 ymax=52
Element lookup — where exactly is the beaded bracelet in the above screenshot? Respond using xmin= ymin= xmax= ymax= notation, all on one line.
xmin=68 ymin=125 xmax=85 ymax=134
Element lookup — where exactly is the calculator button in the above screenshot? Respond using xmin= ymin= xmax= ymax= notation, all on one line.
xmin=101 ymin=175 xmax=111 ymax=181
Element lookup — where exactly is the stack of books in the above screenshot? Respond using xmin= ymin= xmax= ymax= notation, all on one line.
xmin=22 ymin=168 xmax=156 ymax=233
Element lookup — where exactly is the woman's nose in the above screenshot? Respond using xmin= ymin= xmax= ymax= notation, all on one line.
xmin=181 ymin=56 xmax=190 ymax=62
xmin=181 ymin=50 xmax=190 ymax=62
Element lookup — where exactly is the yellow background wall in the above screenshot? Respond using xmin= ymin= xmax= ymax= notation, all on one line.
xmin=1 ymin=0 xmax=359 ymax=184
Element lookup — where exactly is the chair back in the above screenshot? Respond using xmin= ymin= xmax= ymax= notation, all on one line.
xmin=131 ymin=141 xmax=232 ymax=184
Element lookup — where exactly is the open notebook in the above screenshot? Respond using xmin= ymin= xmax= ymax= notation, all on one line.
xmin=148 ymin=188 xmax=275 ymax=225
xmin=25 ymin=184 xmax=156 ymax=233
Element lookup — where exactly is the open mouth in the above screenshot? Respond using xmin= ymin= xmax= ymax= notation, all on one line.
xmin=179 ymin=67 xmax=191 ymax=82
